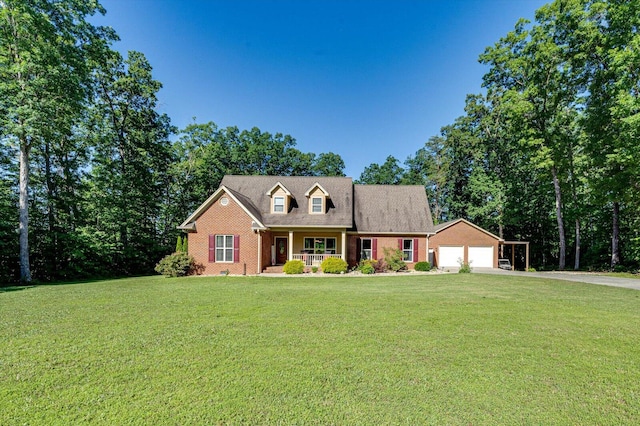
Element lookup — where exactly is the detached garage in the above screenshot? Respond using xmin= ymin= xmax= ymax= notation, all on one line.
xmin=429 ymin=219 xmax=503 ymax=269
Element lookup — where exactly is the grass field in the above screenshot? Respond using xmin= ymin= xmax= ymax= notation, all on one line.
xmin=2 ymin=274 xmax=639 ymax=424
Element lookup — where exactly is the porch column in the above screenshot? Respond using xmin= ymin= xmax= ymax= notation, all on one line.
xmin=288 ymin=230 xmax=294 ymax=261
xmin=257 ymin=231 xmax=262 ymax=274
xmin=425 ymin=234 xmax=429 ymax=263
xmin=341 ymin=230 xmax=346 ymax=261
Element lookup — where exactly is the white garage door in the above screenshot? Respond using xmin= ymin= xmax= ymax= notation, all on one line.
xmin=439 ymin=246 xmax=464 ymax=267
xmin=468 ymin=246 xmax=494 ymax=268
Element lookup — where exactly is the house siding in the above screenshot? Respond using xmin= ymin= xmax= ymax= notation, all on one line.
xmin=187 ymin=191 xmax=260 ymax=275
xmin=429 ymin=221 xmax=500 ymax=268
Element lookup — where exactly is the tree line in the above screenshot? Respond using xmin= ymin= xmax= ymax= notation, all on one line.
xmin=0 ymin=0 xmax=347 ymax=283
xmin=356 ymin=0 xmax=639 ymax=272
xmin=1 ymin=0 xmax=638 ymax=283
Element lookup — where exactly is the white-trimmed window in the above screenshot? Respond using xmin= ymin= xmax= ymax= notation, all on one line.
xmin=216 ymin=235 xmax=234 ymax=262
xmin=273 ymin=196 xmax=285 ymax=213
xmin=361 ymin=238 xmax=372 ymax=259
xmin=311 ymin=197 xmax=323 ymax=213
xmin=304 ymin=237 xmax=336 ymax=254
xmin=402 ymin=239 xmax=414 ymax=262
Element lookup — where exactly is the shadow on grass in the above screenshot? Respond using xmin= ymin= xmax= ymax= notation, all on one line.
xmin=1 ymin=275 xmax=150 ymax=292
xmin=0 ymin=285 xmax=36 ymax=293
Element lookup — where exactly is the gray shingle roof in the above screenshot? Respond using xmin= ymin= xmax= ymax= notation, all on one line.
xmin=353 ymin=185 xmax=434 ymax=233
xmin=220 ymin=175 xmax=354 ymax=227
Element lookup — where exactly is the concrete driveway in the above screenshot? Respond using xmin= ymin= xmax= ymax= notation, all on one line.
xmin=475 ymin=268 xmax=640 ymax=291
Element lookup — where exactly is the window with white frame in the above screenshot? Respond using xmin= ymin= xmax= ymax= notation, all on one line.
xmin=304 ymin=237 xmax=336 ymax=254
xmin=402 ymin=239 xmax=413 ymax=262
xmin=311 ymin=197 xmax=323 ymax=213
xmin=361 ymin=238 xmax=372 ymax=259
xmin=273 ymin=196 xmax=285 ymax=213
xmin=216 ymin=235 xmax=234 ymax=262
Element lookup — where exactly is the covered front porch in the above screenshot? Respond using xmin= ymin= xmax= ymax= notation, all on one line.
xmin=269 ymin=229 xmax=347 ymax=267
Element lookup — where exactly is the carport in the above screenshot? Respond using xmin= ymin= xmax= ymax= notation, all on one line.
xmin=500 ymin=241 xmax=530 ymax=271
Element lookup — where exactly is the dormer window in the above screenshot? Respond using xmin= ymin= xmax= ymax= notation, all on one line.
xmin=274 ymin=196 xmax=285 ymax=213
xmin=305 ymin=182 xmax=330 ymax=215
xmin=266 ymin=182 xmax=292 ymax=214
xmin=311 ymin=197 xmax=323 ymax=213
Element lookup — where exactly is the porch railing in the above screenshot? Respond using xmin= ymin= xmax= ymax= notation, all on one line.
xmin=292 ymin=253 xmax=342 ymax=266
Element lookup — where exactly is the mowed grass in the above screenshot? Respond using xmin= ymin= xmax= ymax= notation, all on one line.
xmin=1 ymin=274 xmax=639 ymax=425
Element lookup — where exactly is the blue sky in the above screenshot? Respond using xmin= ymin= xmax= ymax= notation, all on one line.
xmin=94 ymin=0 xmax=547 ymax=178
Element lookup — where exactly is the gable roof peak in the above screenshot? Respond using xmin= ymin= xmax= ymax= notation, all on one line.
xmin=304 ymin=182 xmax=330 ymax=198
xmin=265 ymin=181 xmax=292 ymax=197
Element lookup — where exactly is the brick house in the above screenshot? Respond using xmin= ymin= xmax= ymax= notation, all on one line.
xmin=178 ymin=175 xmax=437 ymax=274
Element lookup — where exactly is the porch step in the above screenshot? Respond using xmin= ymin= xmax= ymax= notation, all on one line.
xmin=263 ymin=265 xmax=284 ymax=274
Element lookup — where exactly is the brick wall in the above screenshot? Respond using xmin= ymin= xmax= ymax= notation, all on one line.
xmin=347 ymin=234 xmax=428 ymax=269
xmin=187 ymin=191 xmax=260 ymax=275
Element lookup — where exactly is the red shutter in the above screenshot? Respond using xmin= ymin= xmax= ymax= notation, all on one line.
xmin=398 ymin=238 xmax=403 ymax=249
xmin=209 ymin=235 xmax=215 ymax=262
xmin=372 ymin=238 xmax=378 ymax=260
xmin=233 ymin=234 xmax=240 ymax=263
xmin=413 ymin=238 xmax=419 ymax=263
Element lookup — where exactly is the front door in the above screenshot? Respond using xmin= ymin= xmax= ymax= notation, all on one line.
xmin=275 ymin=237 xmax=288 ymax=265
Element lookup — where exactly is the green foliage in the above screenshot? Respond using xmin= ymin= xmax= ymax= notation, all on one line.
xmin=320 ymin=257 xmax=348 ymax=274
xmin=358 ymin=259 xmax=378 ymax=274
xmin=458 ymin=261 xmax=472 ymax=274
xmin=383 ymin=247 xmax=407 ymax=272
xmin=283 ymin=260 xmax=305 ymax=274
xmin=414 ymin=261 xmax=432 ymax=271
xmin=311 ymin=266 xmax=318 ymax=273
xmin=313 ymin=152 xmax=346 ymax=176
xmin=175 ymin=236 xmax=184 ymax=253
xmin=356 ymin=155 xmax=404 ymax=184
xmin=154 ymin=252 xmax=194 ymax=277
xmin=0 ymin=0 xmax=115 ymax=282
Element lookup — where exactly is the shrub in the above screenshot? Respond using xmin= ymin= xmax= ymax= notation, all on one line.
xmin=383 ymin=247 xmax=407 ymax=272
xmin=414 ymin=261 xmax=431 ymax=271
xmin=155 ymin=252 xmax=194 ymax=277
xmin=456 ymin=257 xmax=472 ymax=273
xmin=321 ymin=257 xmax=348 ymax=274
xmin=458 ymin=261 xmax=472 ymax=274
xmin=283 ymin=260 xmax=305 ymax=274
xmin=311 ymin=266 xmax=318 ymax=273
xmin=358 ymin=259 xmax=377 ymax=274
xmin=526 ymin=267 xmax=537 ymax=272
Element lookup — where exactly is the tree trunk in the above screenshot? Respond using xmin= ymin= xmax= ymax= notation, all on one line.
xmin=574 ymin=219 xmax=580 ymax=270
xmin=551 ymin=165 xmax=566 ymax=270
xmin=611 ymin=201 xmax=620 ymax=269
xmin=19 ymin=139 xmax=32 ymax=283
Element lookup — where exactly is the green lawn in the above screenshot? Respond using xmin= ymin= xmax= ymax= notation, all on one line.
xmin=2 ymin=274 xmax=639 ymax=424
